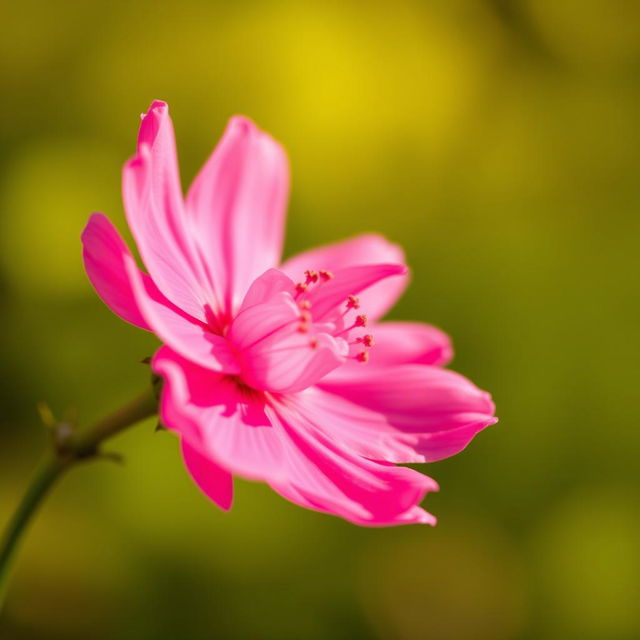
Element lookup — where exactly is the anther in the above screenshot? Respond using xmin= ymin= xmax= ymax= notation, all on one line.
xmin=319 ymin=270 xmax=334 ymax=281
xmin=336 ymin=315 xmax=368 ymax=338
xmin=346 ymin=295 xmax=360 ymax=310
xmin=304 ymin=269 xmax=319 ymax=284
xmin=356 ymin=351 xmax=369 ymax=363
xmin=297 ymin=309 xmax=312 ymax=333
xmin=295 ymin=282 xmax=308 ymax=295
xmin=362 ymin=334 xmax=375 ymax=347
xmin=299 ymin=300 xmax=312 ymax=310
xmin=309 ymin=337 xmax=319 ymax=349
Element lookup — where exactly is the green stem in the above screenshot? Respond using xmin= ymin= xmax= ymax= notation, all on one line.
xmin=0 ymin=455 xmax=67 ymax=609
xmin=0 ymin=388 xmax=158 ymax=611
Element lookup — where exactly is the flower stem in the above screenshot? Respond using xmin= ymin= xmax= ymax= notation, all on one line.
xmin=0 ymin=388 xmax=158 ymax=611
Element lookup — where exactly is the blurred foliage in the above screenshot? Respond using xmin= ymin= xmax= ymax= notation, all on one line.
xmin=1 ymin=1 xmax=639 ymax=638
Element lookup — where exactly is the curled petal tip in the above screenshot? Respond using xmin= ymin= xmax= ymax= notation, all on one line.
xmin=401 ymin=507 xmax=438 ymax=526
xmin=139 ymin=101 xmax=168 ymax=123
xmin=148 ymin=99 xmax=168 ymax=111
xmin=228 ymin=114 xmax=257 ymax=132
xmin=422 ymin=512 xmax=438 ymax=526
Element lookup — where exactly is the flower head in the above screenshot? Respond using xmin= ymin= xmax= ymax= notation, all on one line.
xmin=82 ymin=101 xmax=497 ymax=526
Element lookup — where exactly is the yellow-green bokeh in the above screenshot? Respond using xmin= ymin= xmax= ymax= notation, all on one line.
xmin=1 ymin=1 xmax=639 ymax=638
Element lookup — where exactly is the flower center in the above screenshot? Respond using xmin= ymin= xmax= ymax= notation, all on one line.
xmin=226 ymin=266 xmax=377 ymax=394
xmin=292 ymin=269 xmax=375 ymax=364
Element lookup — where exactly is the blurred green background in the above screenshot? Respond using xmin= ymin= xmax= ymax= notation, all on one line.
xmin=1 ymin=1 xmax=639 ymax=638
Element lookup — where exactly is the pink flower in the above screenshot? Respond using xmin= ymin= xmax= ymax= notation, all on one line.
xmin=82 ymin=101 xmax=497 ymax=526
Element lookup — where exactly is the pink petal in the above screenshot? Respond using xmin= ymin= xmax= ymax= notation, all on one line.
xmin=229 ymin=277 xmax=346 ymax=393
xmin=238 ymin=328 xmax=346 ymax=394
xmin=153 ymin=346 xmax=286 ymax=482
xmin=368 ymin=322 xmax=453 ymax=366
xmin=305 ymin=263 xmax=408 ymax=321
xmin=181 ymin=440 xmax=233 ymax=511
xmin=229 ymin=286 xmax=300 ymax=353
xmin=123 ymin=255 xmax=239 ymax=373
xmin=329 ymin=322 xmax=453 ymax=380
xmin=123 ymin=101 xmax=213 ymax=323
xmin=266 ymin=401 xmax=438 ymax=526
xmin=185 ymin=116 xmax=289 ymax=316
xmin=315 ymin=364 xmax=497 ymax=463
xmin=153 ymin=346 xmax=435 ymax=526
xmin=82 ymin=211 xmax=237 ymax=373
xmin=81 ymin=212 xmax=154 ymax=330
xmin=281 ymin=234 xmax=408 ymax=321
xmin=237 ymin=268 xmax=296 ymax=310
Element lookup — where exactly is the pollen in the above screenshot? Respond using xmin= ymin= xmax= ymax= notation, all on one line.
xmin=355 ymin=314 xmax=367 ymax=327
xmin=356 ymin=351 xmax=369 ymax=363
xmin=297 ymin=309 xmax=312 ymax=333
xmin=319 ymin=270 xmax=334 ymax=281
xmin=346 ymin=295 xmax=360 ymax=310
xmin=362 ymin=334 xmax=375 ymax=347
xmin=299 ymin=300 xmax=312 ymax=310
xmin=295 ymin=282 xmax=308 ymax=295
xmin=304 ymin=269 xmax=319 ymax=284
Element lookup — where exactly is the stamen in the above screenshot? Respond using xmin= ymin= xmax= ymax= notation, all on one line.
xmin=297 ymin=309 xmax=312 ymax=333
xmin=346 ymin=295 xmax=360 ymax=310
xmin=354 ymin=333 xmax=375 ymax=346
xmin=295 ymin=282 xmax=308 ymax=296
xmin=356 ymin=351 xmax=369 ymax=363
xmin=304 ymin=269 xmax=319 ymax=284
xmin=336 ymin=317 xmax=367 ymax=337
xmin=299 ymin=300 xmax=312 ymax=310
xmin=319 ymin=270 xmax=334 ymax=281
xmin=309 ymin=337 xmax=319 ymax=349
xmin=355 ymin=314 xmax=367 ymax=327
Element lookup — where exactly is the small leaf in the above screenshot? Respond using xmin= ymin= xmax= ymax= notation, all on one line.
xmin=37 ymin=402 xmax=56 ymax=429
